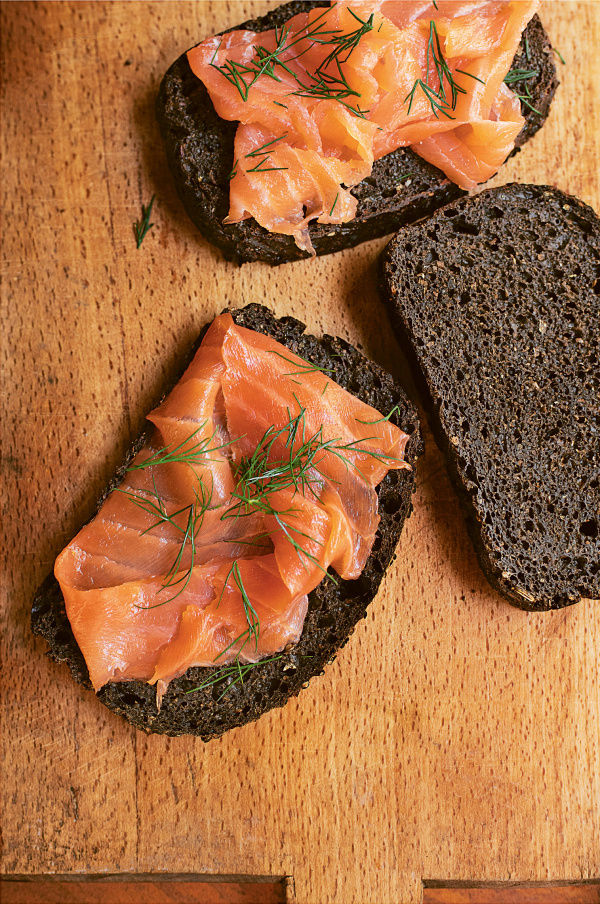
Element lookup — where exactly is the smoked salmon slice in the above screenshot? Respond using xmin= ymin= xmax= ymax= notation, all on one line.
xmin=54 ymin=315 xmax=410 ymax=699
xmin=187 ymin=1 xmax=539 ymax=252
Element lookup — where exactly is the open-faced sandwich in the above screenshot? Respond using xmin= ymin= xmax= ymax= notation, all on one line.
xmin=157 ymin=0 xmax=558 ymax=263
xmin=32 ymin=305 xmax=422 ymax=738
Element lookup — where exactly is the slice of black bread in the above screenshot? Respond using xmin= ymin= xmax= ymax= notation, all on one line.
xmin=380 ymin=184 xmax=600 ymax=611
xmin=156 ymin=2 xmax=558 ymax=265
xmin=31 ymin=304 xmax=423 ymax=738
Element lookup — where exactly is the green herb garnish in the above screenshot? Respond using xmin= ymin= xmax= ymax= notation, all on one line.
xmin=211 ymin=6 xmax=373 ymax=119
xmin=245 ymin=134 xmax=288 ymax=158
xmin=118 ymin=475 xmax=212 ymax=608
xmin=503 ymin=66 xmax=541 ymax=113
xmin=356 ymin=404 xmax=401 ymax=426
xmin=133 ymin=195 xmax=155 ymax=249
xmin=504 ymin=68 xmax=539 ymax=84
xmin=246 ymin=157 xmax=289 ymax=174
xmin=210 ymin=6 xmax=336 ymax=102
xmin=454 ymin=68 xmax=486 ymax=85
xmin=266 ymin=349 xmax=336 ymax=377
xmin=185 ymin=654 xmax=283 ymax=700
xmin=215 ymin=561 xmax=261 ymax=658
xmin=127 ymin=424 xmax=233 ymax=472
xmin=290 ymin=9 xmax=374 ymax=118
xmin=405 ymin=21 xmax=486 ymax=120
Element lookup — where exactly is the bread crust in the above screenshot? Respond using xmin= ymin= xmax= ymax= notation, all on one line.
xmin=156 ymin=2 xmax=559 ymax=265
xmin=32 ymin=304 xmax=423 ymax=738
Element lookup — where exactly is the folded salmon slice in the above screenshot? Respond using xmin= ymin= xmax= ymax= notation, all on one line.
xmin=55 ymin=315 xmax=410 ymax=698
xmin=187 ymin=0 xmax=538 ymax=252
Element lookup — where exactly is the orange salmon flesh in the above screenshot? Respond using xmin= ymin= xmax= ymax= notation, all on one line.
xmin=187 ymin=0 xmax=539 ymax=253
xmin=55 ymin=315 xmax=411 ymax=702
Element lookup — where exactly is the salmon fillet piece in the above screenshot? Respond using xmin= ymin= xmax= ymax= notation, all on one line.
xmin=187 ymin=0 xmax=538 ymax=252
xmin=55 ymin=315 xmax=410 ymax=698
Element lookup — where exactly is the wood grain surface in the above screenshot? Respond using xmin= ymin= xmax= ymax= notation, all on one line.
xmin=0 ymin=874 xmax=287 ymax=904
xmin=1 ymin=3 xmax=599 ymax=904
xmin=422 ymin=881 xmax=600 ymax=903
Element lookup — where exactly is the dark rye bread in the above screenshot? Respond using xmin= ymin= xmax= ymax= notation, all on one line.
xmin=380 ymin=184 xmax=600 ymax=611
xmin=156 ymin=2 xmax=558 ymax=265
xmin=31 ymin=304 xmax=423 ymax=738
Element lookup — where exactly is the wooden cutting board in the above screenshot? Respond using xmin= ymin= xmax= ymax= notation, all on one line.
xmin=2 ymin=3 xmax=599 ymax=903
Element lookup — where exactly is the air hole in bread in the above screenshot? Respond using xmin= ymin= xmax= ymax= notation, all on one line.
xmin=566 ymin=209 xmax=594 ymax=234
xmin=120 ymin=692 xmax=145 ymax=707
xmin=383 ymin=495 xmax=403 ymax=515
xmin=452 ymin=217 xmax=480 ymax=236
xmin=580 ymin=519 xmax=598 ymax=539
xmin=55 ymin=628 xmax=72 ymax=646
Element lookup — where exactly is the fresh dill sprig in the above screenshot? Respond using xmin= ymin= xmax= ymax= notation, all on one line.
xmin=510 ymin=76 xmax=542 ymax=115
xmin=356 ymin=404 xmax=401 ymax=425
xmin=405 ymin=78 xmax=455 ymax=119
xmin=210 ymin=6 xmax=337 ymax=102
xmin=185 ymin=654 xmax=283 ymax=699
xmin=126 ymin=424 xmax=233 ymax=472
xmin=246 ymin=157 xmax=289 ymax=174
xmin=504 ymin=69 xmax=539 ymax=84
xmin=503 ymin=66 xmax=542 ymax=114
xmin=429 ymin=21 xmax=464 ymax=107
xmin=120 ymin=424 xmax=240 ymax=607
xmin=514 ymin=94 xmax=542 ymax=115
xmin=228 ymin=159 xmax=239 ymax=181
xmin=230 ymin=401 xmax=404 ymax=509
xmin=266 ymin=349 xmax=336 ymax=376
xmin=245 ymin=134 xmax=288 ymax=158
xmin=329 ymin=192 xmax=339 ymax=216
xmin=224 ymin=411 xmax=323 ymax=515
xmin=215 ymin=561 xmax=261 ymax=657
xmin=405 ymin=20 xmax=478 ymax=120
xmin=454 ymin=68 xmax=486 ymax=85
xmin=553 ymin=47 xmax=566 ymax=65
xmin=221 ymin=399 xmax=404 ymax=583
xmin=243 ymin=135 xmax=290 ymax=174
xmin=290 ymin=10 xmax=375 ymax=118
xmin=133 ymin=195 xmax=155 ymax=249
xmin=211 ymin=6 xmax=373 ymax=119
xmin=326 ymin=435 xmax=404 ymax=474
xmin=220 ymin=408 xmax=336 ymax=582
xmin=118 ymin=475 xmax=213 ymax=608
